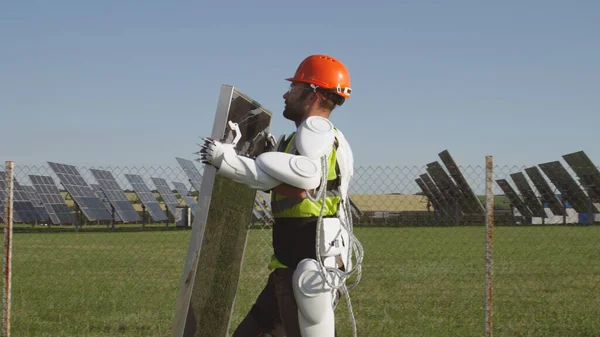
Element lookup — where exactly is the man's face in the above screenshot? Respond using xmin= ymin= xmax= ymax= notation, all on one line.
xmin=282 ymin=82 xmax=311 ymax=123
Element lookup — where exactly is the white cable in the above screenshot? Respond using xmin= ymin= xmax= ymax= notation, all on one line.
xmin=310 ymin=154 xmax=364 ymax=337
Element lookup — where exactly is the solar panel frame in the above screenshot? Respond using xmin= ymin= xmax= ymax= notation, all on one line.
xmin=90 ymin=169 xmax=141 ymax=223
xmin=28 ymin=174 xmax=75 ymax=224
xmin=176 ymin=157 xmax=204 ymax=192
xmin=172 ymin=85 xmax=274 ymax=336
xmin=150 ymin=177 xmax=180 ymax=218
xmin=0 ymin=171 xmax=43 ymax=223
xmin=538 ymin=161 xmax=599 ymax=214
xmin=524 ymin=166 xmax=566 ymax=216
xmin=124 ymin=174 xmax=168 ymax=222
xmin=47 ymin=162 xmax=113 ymax=221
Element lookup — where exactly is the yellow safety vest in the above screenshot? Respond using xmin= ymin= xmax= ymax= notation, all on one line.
xmin=268 ymin=131 xmax=342 ymax=270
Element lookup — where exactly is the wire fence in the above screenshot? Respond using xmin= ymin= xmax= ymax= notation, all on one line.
xmin=1 ymin=161 xmax=599 ymax=337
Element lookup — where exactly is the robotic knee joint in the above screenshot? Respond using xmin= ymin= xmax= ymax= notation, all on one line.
xmin=292 ymin=259 xmax=335 ymax=336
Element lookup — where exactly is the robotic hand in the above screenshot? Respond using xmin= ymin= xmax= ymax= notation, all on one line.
xmin=198 ymin=137 xmax=228 ymax=168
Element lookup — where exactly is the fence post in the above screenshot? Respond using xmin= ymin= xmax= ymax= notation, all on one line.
xmin=485 ymin=156 xmax=494 ymax=337
xmin=3 ymin=161 xmax=14 ymax=337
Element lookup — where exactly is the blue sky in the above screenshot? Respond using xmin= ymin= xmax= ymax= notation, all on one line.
xmin=2 ymin=0 xmax=599 ymax=170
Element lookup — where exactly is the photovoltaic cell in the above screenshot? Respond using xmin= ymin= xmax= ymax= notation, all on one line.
xmin=22 ymin=185 xmax=51 ymax=222
xmin=90 ymin=183 xmax=122 ymax=222
xmin=90 ymin=169 xmax=141 ymax=223
xmin=124 ymin=174 xmax=168 ymax=222
xmin=172 ymin=181 xmax=198 ymax=210
xmin=151 ymin=177 xmax=180 ymax=218
xmin=28 ymin=174 xmax=75 ymax=224
xmin=0 ymin=171 xmax=43 ymax=223
xmin=176 ymin=157 xmax=203 ymax=192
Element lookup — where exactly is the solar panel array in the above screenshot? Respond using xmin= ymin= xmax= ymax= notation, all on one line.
xmin=539 ymin=161 xmax=598 ymax=214
xmin=0 ymin=171 xmax=43 ymax=223
xmin=125 ymin=174 xmax=168 ymax=222
xmin=176 ymin=157 xmax=203 ymax=192
xmin=22 ymin=185 xmax=51 ymax=222
xmin=415 ymin=150 xmax=485 ymax=224
xmin=48 ymin=162 xmax=113 ymax=221
xmin=29 ymin=174 xmax=75 ymax=224
xmin=90 ymin=169 xmax=141 ymax=223
xmin=172 ymin=181 xmax=198 ymax=211
xmin=492 ymin=150 xmax=600 ymax=224
xmin=151 ymin=177 xmax=180 ymax=217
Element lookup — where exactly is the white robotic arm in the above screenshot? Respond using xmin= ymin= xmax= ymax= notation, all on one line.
xmin=198 ymin=117 xmax=336 ymax=192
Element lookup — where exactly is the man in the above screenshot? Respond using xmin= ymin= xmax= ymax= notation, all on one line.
xmin=200 ymin=54 xmax=360 ymax=337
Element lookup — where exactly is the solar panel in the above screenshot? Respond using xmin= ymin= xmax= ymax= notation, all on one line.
xmin=562 ymin=151 xmax=600 ymax=202
xmin=496 ymin=179 xmax=533 ymax=219
xmin=0 ymin=171 xmax=43 ymax=223
xmin=90 ymin=169 xmax=141 ymax=223
xmin=419 ymin=173 xmax=453 ymax=217
xmin=415 ymin=177 xmax=443 ymax=216
xmin=176 ymin=157 xmax=204 ymax=192
xmin=425 ymin=162 xmax=464 ymax=213
xmin=538 ymin=161 xmax=599 ymax=214
xmin=509 ymin=172 xmax=547 ymax=218
xmin=524 ymin=166 xmax=566 ymax=216
xmin=150 ymin=177 xmax=180 ymax=218
xmin=172 ymin=85 xmax=274 ymax=336
xmin=28 ymin=174 xmax=75 ymax=224
xmin=22 ymin=185 xmax=51 ymax=222
xmin=124 ymin=174 xmax=168 ymax=222
xmin=255 ymin=191 xmax=273 ymax=222
xmin=47 ymin=162 xmax=112 ymax=221
xmin=438 ymin=150 xmax=485 ymax=214
xmin=90 ymin=183 xmax=122 ymax=222
xmin=172 ymin=181 xmax=198 ymax=210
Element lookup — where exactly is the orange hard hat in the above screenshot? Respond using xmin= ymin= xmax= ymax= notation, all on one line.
xmin=286 ymin=54 xmax=352 ymax=99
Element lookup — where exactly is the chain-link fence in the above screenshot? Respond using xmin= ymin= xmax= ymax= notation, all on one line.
xmin=1 ymin=161 xmax=599 ymax=336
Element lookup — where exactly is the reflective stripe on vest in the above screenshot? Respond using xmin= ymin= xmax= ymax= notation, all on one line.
xmin=271 ymin=131 xmax=341 ymax=218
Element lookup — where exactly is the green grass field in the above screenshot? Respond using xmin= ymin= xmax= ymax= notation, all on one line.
xmin=3 ymin=225 xmax=599 ymax=336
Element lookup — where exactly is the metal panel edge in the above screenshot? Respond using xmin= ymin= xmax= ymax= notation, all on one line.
xmin=171 ymin=84 xmax=235 ymax=337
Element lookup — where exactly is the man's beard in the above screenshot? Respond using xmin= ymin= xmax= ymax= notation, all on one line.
xmin=282 ymin=104 xmax=304 ymax=122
